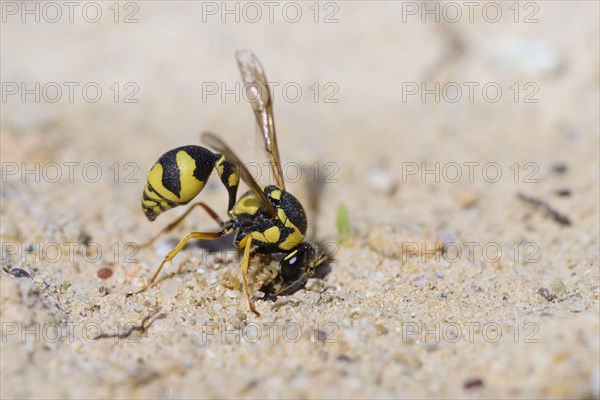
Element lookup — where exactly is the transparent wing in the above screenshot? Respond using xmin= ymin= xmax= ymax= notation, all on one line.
xmin=236 ymin=49 xmax=286 ymax=190
xmin=202 ymin=132 xmax=277 ymax=218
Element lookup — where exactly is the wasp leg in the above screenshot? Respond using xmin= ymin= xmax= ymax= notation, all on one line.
xmin=140 ymin=202 xmax=225 ymax=248
xmin=273 ymin=268 xmax=313 ymax=297
xmin=127 ymin=231 xmax=222 ymax=297
xmin=240 ymin=236 xmax=260 ymax=316
xmin=313 ymin=253 xmax=329 ymax=269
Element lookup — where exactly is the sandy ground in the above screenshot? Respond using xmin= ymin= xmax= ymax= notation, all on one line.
xmin=1 ymin=1 xmax=599 ymax=399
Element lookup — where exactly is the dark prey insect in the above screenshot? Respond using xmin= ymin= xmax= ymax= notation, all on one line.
xmin=129 ymin=50 xmax=327 ymax=315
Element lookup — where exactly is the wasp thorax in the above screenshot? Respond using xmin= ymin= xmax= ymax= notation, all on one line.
xmin=265 ymin=186 xmax=308 ymax=235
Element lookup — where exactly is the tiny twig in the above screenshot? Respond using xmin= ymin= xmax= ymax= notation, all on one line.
xmin=95 ymin=307 xmax=163 ymax=340
xmin=517 ymin=193 xmax=571 ymax=226
xmin=271 ymin=299 xmax=301 ymax=311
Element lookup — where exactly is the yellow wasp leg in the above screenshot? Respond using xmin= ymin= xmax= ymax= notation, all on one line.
xmin=127 ymin=231 xmax=222 ymax=297
xmin=313 ymin=253 xmax=329 ymax=269
xmin=240 ymin=236 xmax=260 ymax=316
xmin=140 ymin=202 xmax=225 ymax=248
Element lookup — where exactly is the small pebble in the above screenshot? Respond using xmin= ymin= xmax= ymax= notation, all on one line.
xmin=464 ymin=378 xmax=484 ymax=389
xmin=219 ymin=271 xmax=241 ymax=290
xmin=455 ymin=190 xmax=479 ymax=208
xmin=10 ymin=268 xmax=31 ymax=279
xmin=555 ymin=188 xmax=571 ymax=197
xmin=373 ymin=271 xmax=385 ymax=281
xmin=393 ymin=349 xmax=422 ymax=369
xmin=435 ymin=271 xmax=444 ymax=279
xmin=160 ymin=279 xmax=180 ymax=298
xmin=79 ymin=232 xmax=92 ymax=247
xmin=590 ymin=368 xmax=600 ymax=399
xmin=86 ymin=246 xmax=98 ymax=258
xmin=97 ymin=267 xmax=113 ymax=279
xmin=538 ymin=288 xmax=556 ymax=302
xmin=405 ymin=324 xmax=417 ymax=334
xmin=489 ymin=39 xmax=563 ymax=75
xmin=366 ymin=166 xmax=397 ymax=195
xmin=60 ymin=282 xmax=71 ymax=293
xmin=425 ymin=343 xmax=438 ymax=352
xmin=311 ymin=329 xmax=328 ymax=343
xmin=568 ymin=302 xmax=586 ymax=313
xmin=552 ymin=163 xmax=568 ymax=174
xmin=375 ymin=324 xmax=389 ymax=335
xmin=125 ymin=264 xmax=141 ymax=278
xmin=547 ymin=278 xmax=566 ymax=297
xmin=0 ymin=214 xmax=21 ymax=240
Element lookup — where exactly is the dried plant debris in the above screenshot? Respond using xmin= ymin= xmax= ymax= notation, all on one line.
xmin=555 ymin=188 xmax=571 ymax=197
xmin=94 ymin=308 xmax=164 ymax=340
xmin=517 ymin=192 xmax=572 ymax=226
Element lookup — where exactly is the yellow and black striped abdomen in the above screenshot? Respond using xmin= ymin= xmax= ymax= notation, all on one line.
xmin=142 ymin=145 xmax=239 ymax=221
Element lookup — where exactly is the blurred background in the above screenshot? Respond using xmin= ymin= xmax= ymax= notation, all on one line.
xmin=3 ymin=2 xmax=598 ymax=235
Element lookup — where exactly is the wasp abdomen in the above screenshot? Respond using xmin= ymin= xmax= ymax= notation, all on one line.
xmin=142 ymin=145 xmax=239 ymax=221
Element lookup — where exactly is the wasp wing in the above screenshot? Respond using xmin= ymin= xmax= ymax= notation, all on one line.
xmin=236 ymin=49 xmax=286 ymax=190
xmin=202 ymin=132 xmax=277 ymax=218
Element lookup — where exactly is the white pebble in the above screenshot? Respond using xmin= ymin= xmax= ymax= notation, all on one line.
xmin=0 ymin=214 xmax=20 ymax=240
xmin=366 ymin=166 xmax=397 ymax=194
xmin=160 ymin=279 xmax=180 ymax=298
xmin=590 ymin=368 xmax=600 ymax=399
xmin=487 ymin=38 xmax=563 ymax=75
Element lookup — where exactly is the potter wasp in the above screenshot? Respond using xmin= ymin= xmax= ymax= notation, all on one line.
xmin=129 ymin=50 xmax=328 ymax=315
